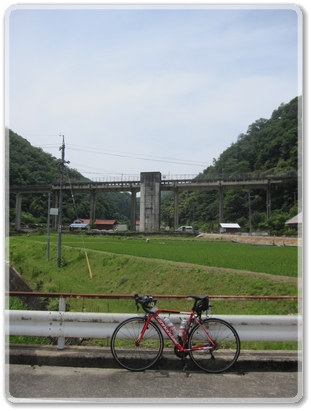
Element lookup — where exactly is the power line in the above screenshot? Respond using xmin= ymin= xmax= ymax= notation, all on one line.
xmin=67 ymin=144 xmax=209 ymax=167
xmin=22 ymin=134 xmax=61 ymax=137
xmin=21 ymin=132 xmax=211 ymax=166
xmin=70 ymin=164 xmax=138 ymax=176
xmin=34 ymin=143 xmax=210 ymax=167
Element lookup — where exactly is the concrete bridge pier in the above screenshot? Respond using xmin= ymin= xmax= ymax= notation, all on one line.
xmin=174 ymin=188 xmax=179 ymax=231
xmin=130 ymin=188 xmax=139 ymax=231
xmin=266 ymin=183 xmax=271 ymax=219
xmin=14 ymin=193 xmax=22 ymax=231
xmin=219 ymin=185 xmax=224 ymax=232
xmin=90 ymin=190 xmax=97 ymax=223
xmin=140 ymin=172 xmax=161 ymax=232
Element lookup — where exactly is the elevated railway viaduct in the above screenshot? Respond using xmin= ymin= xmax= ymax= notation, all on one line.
xmin=9 ymin=171 xmax=296 ymax=232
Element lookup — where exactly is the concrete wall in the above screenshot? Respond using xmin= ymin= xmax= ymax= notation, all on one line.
xmin=8 ymin=266 xmax=48 ymax=311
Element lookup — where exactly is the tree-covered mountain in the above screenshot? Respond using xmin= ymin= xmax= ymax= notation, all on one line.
xmin=8 ymin=129 xmax=136 ymax=226
xmin=162 ymin=96 xmax=301 ymax=234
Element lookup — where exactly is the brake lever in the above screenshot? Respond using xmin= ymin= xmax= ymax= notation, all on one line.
xmin=134 ymin=294 xmax=140 ymax=311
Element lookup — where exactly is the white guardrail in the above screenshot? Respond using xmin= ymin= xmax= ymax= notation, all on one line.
xmin=5 ymin=310 xmax=302 ymax=350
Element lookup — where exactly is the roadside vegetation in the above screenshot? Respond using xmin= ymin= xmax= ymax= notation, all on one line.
xmin=8 ymin=234 xmax=300 ymax=350
xmin=8 ymin=234 xmax=299 ymax=314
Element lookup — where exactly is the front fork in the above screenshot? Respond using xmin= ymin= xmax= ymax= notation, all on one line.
xmin=135 ymin=315 xmax=152 ymax=346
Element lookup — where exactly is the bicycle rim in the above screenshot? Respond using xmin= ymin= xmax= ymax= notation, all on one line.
xmin=188 ymin=318 xmax=240 ymax=373
xmin=110 ymin=317 xmax=164 ymax=371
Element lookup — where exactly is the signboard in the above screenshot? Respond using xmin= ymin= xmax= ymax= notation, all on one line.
xmin=50 ymin=208 xmax=58 ymax=216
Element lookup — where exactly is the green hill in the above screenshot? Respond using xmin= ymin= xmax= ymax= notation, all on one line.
xmin=162 ymin=96 xmax=301 ymax=233
xmin=8 ymin=129 xmax=136 ymax=225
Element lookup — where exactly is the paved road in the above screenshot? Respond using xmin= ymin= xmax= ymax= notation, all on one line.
xmin=7 ymin=363 xmax=302 ymax=403
xmin=6 ymin=345 xmax=303 ymax=403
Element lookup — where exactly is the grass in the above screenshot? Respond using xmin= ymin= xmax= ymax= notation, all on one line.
xmin=8 ymin=234 xmax=299 ymax=316
xmin=25 ymin=233 xmax=298 ymax=276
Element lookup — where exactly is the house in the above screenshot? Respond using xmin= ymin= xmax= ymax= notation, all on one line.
xmin=285 ymin=212 xmax=302 ymax=232
xmin=93 ymin=219 xmax=119 ymax=230
xmin=219 ymin=223 xmax=241 ymax=234
xmin=70 ymin=218 xmax=91 ymax=231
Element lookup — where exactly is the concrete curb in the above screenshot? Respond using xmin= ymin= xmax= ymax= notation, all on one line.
xmin=6 ymin=344 xmax=301 ymax=373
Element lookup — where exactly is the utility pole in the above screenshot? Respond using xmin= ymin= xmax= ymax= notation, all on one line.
xmin=57 ymin=135 xmax=70 ymax=269
xmin=46 ymin=192 xmax=50 ymax=261
xmin=248 ymin=190 xmax=252 ymax=235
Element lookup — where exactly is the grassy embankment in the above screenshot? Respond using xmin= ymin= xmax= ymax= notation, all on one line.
xmin=8 ymin=234 xmax=300 ymax=349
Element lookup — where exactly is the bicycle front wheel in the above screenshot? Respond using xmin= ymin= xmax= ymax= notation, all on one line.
xmin=188 ymin=318 xmax=240 ymax=373
xmin=110 ymin=317 xmax=164 ymax=371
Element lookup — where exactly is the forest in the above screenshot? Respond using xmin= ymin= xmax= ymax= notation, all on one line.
xmin=8 ymin=130 xmax=134 ymax=226
xmin=162 ymin=96 xmax=301 ymax=234
xmin=8 ymin=96 xmax=301 ymax=235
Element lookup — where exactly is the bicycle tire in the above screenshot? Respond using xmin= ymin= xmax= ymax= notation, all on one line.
xmin=188 ymin=318 xmax=240 ymax=373
xmin=110 ymin=317 xmax=164 ymax=371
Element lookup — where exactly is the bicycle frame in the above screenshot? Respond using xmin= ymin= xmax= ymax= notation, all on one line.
xmin=136 ymin=307 xmax=216 ymax=354
xmin=112 ymin=295 xmax=240 ymax=373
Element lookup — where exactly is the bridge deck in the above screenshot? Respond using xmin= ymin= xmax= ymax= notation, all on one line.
xmin=10 ymin=175 xmax=290 ymax=194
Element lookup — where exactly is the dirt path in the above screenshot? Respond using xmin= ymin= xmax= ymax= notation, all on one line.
xmin=196 ymin=233 xmax=301 ymax=247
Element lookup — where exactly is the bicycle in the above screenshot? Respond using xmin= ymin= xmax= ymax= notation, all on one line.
xmin=110 ymin=294 xmax=240 ymax=373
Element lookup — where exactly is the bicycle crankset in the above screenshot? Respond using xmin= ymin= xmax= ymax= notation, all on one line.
xmin=174 ymin=346 xmax=189 ymax=358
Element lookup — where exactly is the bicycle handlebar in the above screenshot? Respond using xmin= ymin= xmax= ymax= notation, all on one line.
xmin=134 ymin=294 xmax=157 ymax=313
xmin=134 ymin=293 xmax=210 ymax=315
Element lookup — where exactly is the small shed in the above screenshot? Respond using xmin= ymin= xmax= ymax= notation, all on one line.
xmin=219 ymin=223 xmax=241 ymax=234
xmin=94 ymin=219 xmax=119 ymax=230
xmin=285 ymin=212 xmax=302 ymax=232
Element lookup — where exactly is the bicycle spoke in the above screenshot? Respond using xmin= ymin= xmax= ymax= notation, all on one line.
xmin=111 ymin=318 xmax=164 ymax=371
xmin=188 ymin=318 xmax=240 ymax=373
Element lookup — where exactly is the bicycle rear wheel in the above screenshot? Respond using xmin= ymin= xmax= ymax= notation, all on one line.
xmin=110 ymin=317 xmax=164 ymax=371
xmin=188 ymin=318 xmax=240 ymax=373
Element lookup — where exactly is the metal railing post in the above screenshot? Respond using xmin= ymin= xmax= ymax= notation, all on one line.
xmin=58 ymin=297 xmax=66 ymax=350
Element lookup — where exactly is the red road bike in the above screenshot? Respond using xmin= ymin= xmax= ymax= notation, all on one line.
xmin=110 ymin=294 xmax=240 ymax=373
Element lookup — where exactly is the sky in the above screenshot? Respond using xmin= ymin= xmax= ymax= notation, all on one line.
xmin=5 ymin=3 xmax=302 ymax=181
